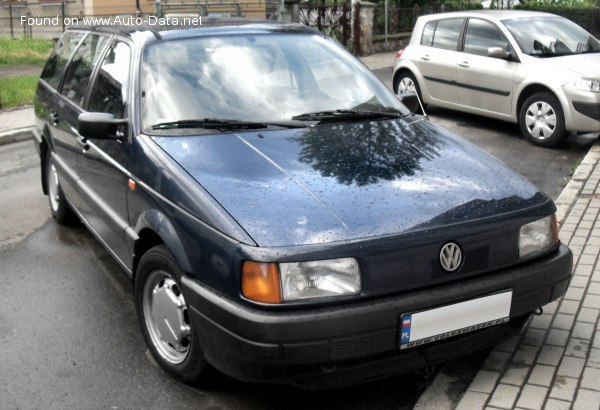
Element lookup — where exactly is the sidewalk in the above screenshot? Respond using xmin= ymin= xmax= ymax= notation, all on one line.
xmin=360 ymin=51 xmax=397 ymax=70
xmin=0 ymin=106 xmax=34 ymax=146
xmin=452 ymin=143 xmax=600 ymax=410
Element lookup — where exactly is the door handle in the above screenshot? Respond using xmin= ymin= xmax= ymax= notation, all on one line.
xmin=458 ymin=61 xmax=470 ymax=68
xmin=50 ymin=111 xmax=60 ymax=126
xmin=421 ymin=54 xmax=431 ymax=61
xmin=78 ymin=136 xmax=90 ymax=152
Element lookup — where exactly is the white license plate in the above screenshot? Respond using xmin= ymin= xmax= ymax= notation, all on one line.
xmin=400 ymin=291 xmax=512 ymax=350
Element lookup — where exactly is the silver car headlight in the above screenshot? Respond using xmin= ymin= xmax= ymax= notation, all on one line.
xmin=241 ymin=258 xmax=361 ymax=304
xmin=280 ymin=258 xmax=360 ymax=301
xmin=519 ymin=215 xmax=558 ymax=259
xmin=566 ymin=78 xmax=600 ymax=93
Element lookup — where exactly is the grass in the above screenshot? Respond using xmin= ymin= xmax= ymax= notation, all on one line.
xmin=0 ymin=37 xmax=54 ymax=66
xmin=0 ymin=37 xmax=52 ymax=108
xmin=0 ymin=75 xmax=39 ymax=109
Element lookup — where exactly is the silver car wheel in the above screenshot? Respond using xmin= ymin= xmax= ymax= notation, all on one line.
xmin=524 ymin=101 xmax=557 ymax=140
xmin=142 ymin=269 xmax=191 ymax=365
xmin=397 ymin=76 xmax=416 ymax=95
xmin=48 ymin=159 xmax=60 ymax=213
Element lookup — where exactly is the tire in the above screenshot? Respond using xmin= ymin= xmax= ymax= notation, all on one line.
xmin=519 ymin=92 xmax=566 ymax=147
xmin=134 ymin=245 xmax=214 ymax=385
xmin=394 ymin=71 xmax=426 ymax=113
xmin=45 ymin=149 xmax=76 ymax=224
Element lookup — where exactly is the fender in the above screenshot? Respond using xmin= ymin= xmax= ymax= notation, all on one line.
xmin=132 ymin=208 xmax=193 ymax=274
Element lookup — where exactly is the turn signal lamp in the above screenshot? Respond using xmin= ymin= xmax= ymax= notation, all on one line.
xmin=241 ymin=261 xmax=281 ymax=304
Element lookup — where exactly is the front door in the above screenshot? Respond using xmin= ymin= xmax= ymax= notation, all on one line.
xmin=77 ymin=40 xmax=134 ymax=269
xmin=457 ymin=18 xmax=517 ymax=118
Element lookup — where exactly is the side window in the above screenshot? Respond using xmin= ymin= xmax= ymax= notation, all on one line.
xmin=40 ymin=31 xmax=85 ymax=89
xmin=421 ymin=21 xmax=436 ymax=46
xmin=89 ymin=42 xmax=131 ymax=119
xmin=464 ymin=19 xmax=509 ymax=56
xmin=61 ymin=34 xmax=110 ymax=107
xmin=432 ymin=18 xmax=464 ymax=51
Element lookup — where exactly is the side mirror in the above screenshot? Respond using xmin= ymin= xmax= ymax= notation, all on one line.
xmin=397 ymin=92 xmax=421 ymax=114
xmin=488 ymin=47 xmax=511 ymax=60
xmin=78 ymin=112 xmax=128 ymax=140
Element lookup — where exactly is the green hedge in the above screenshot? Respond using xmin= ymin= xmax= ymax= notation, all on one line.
xmin=514 ymin=3 xmax=600 ymax=35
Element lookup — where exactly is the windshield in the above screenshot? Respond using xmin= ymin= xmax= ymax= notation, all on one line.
xmin=141 ymin=33 xmax=406 ymax=132
xmin=503 ymin=16 xmax=600 ymax=57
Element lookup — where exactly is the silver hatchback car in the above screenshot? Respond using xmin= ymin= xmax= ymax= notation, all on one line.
xmin=393 ymin=10 xmax=600 ymax=147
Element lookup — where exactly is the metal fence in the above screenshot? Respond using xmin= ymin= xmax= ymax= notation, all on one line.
xmin=373 ymin=3 xmax=480 ymax=37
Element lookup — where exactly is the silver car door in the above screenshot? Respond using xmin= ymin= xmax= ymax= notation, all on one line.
xmin=417 ymin=18 xmax=464 ymax=105
xmin=457 ymin=18 xmax=517 ymax=118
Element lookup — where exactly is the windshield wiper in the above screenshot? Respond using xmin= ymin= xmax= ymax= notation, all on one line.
xmin=291 ymin=108 xmax=406 ymax=122
xmin=152 ymin=118 xmax=304 ymax=131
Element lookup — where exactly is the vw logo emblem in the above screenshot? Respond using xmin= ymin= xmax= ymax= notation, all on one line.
xmin=440 ymin=242 xmax=462 ymax=273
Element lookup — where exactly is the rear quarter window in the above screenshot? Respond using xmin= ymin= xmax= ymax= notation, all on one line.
xmin=421 ymin=21 xmax=436 ymax=46
xmin=40 ymin=31 xmax=85 ymax=89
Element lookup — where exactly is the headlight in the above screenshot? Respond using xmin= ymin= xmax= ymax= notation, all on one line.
xmin=280 ymin=258 xmax=360 ymax=301
xmin=241 ymin=258 xmax=360 ymax=304
xmin=566 ymin=78 xmax=600 ymax=93
xmin=519 ymin=215 xmax=558 ymax=259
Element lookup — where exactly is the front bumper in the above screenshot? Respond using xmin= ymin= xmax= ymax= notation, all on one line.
xmin=563 ymin=87 xmax=600 ymax=132
xmin=182 ymin=244 xmax=572 ymax=388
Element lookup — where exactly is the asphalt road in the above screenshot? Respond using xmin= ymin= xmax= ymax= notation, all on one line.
xmin=1 ymin=68 xmax=597 ymax=409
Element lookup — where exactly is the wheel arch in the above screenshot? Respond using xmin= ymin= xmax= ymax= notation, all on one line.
xmin=40 ymin=136 xmax=49 ymax=195
xmin=393 ymin=67 xmax=416 ymax=92
xmin=132 ymin=209 xmax=192 ymax=284
xmin=40 ymin=125 xmax=55 ymax=195
xmin=393 ymin=64 xmax=428 ymax=106
xmin=515 ymin=84 xmax=563 ymax=123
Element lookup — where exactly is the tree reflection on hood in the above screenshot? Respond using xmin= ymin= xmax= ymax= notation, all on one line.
xmin=298 ymin=118 xmax=444 ymax=186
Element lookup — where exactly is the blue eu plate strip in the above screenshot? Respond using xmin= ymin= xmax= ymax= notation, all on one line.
xmin=401 ymin=315 xmax=412 ymax=344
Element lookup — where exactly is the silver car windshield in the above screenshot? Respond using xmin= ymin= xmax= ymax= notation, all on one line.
xmin=503 ymin=16 xmax=600 ymax=57
xmin=141 ymin=33 xmax=406 ymax=132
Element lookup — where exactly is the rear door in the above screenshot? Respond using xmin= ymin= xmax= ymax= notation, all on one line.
xmin=37 ymin=31 xmax=86 ymax=205
xmin=417 ymin=18 xmax=465 ymax=105
xmin=456 ymin=18 xmax=517 ymax=117
xmin=53 ymin=32 xmax=112 ymax=208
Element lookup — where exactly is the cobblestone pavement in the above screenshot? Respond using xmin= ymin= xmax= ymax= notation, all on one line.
xmin=456 ymin=144 xmax=600 ymax=410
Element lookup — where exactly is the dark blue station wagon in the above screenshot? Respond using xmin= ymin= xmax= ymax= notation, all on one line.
xmin=33 ymin=20 xmax=573 ymax=388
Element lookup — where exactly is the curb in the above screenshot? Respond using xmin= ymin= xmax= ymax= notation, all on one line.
xmin=0 ymin=127 xmax=33 ymax=146
xmin=414 ymin=139 xmax=600 ymax=410
xmin=555 ymin=142 xmax=600 ymax=225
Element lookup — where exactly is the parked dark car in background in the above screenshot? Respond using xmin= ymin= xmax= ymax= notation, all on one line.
xmin=33 ymin=19 xmax=572 ymax=389
xmin=393 ymin=10 xmax=600 ymax=147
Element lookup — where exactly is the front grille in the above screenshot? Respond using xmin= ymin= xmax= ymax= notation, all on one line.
xmin=331 ymin=328 xmax=397 ymax=360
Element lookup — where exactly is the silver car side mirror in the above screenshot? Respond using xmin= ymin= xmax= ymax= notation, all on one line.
xmin=488 ymin=47 xmax=511 ymax=60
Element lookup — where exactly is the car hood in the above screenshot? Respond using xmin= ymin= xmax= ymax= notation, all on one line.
xmin=545 ymin=53 xmax=600 ymax=78
xmin=152 ymin=118 xmax=546 ymax=247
